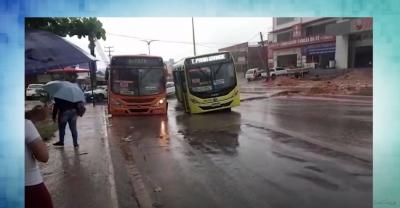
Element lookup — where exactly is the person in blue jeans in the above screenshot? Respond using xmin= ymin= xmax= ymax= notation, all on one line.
xmin=52 ymin=97 xmax=79 ymax=148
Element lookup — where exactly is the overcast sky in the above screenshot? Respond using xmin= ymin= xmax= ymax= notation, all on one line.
xmin=66 ymin=17 xmax=272 ymax=70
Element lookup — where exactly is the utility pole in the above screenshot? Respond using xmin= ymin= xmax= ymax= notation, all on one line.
xmin=259 ymin=32 xmax=270 ymax=81
xmin=192 ymin=17 xmax=197 ymax=56
xmin=141 ymin=40 xmax=157 ymax=55
xmin=104 ymin=46 xmax=114 ymax=61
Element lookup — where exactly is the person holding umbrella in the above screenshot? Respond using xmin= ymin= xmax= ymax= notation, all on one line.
xmin=43 ymin=77 xmax=85 ymax=148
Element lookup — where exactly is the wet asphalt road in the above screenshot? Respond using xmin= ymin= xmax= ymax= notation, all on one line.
xmin=107 ymin=96 xmax=372 ymax=208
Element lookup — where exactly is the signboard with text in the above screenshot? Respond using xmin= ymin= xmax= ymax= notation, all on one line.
xmin=186 ymin=52 xmax=231 ymax=67
xmin=269 ymin=35 xmax=336 ymax=50
xmin=111 ymin=56 xmax=163 ymax=67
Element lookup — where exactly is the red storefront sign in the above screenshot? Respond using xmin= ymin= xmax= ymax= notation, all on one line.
xmin=351 ymin=18 xmax=372 ymax=32
xmin=269 ymin=35 xmax=336 ymax=50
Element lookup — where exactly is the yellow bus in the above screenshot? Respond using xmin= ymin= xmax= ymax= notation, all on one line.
xmin=172 ymin=52 xmax=240 ymax=113
xmin=108 ymin=55 xmax=167 ymax=116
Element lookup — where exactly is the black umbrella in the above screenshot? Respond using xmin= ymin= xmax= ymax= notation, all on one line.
xmin=25 ymin=29 xmax=96 ymax=75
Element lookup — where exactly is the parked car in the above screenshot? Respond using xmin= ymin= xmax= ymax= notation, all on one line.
xmin=261 ymin=67 xmax=289 ymax=79
xmin=166 ymin=82 xmax=175 ymax=96
xmin=84 ymin=86 xmax=108 ymax=102
xmin=26 ymin=84 xmax=44 ymax=99
xmin=245 ymin=68 xmax=262 ymax=81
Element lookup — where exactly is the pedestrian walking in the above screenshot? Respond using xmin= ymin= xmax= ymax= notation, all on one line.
xmin=43 ymin=73 xmax=85 ymax=148
xmin=52 ymin=97 xmax=80 ymax=148
xmin=25 ymin=105 xmax=53 ymax=208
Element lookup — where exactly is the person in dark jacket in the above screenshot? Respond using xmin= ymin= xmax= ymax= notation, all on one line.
xmin=52 ymin=97 xmax=79 ymax=148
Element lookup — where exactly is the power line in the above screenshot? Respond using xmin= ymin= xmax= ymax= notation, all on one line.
xmin=107 ymin=33 xmax=234 ymax=47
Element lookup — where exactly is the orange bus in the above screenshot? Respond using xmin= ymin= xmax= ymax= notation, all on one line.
xmin=108 ymin=55 xmax=167 ymax=115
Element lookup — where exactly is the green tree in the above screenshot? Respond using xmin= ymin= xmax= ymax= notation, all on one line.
xmin=25 ymin=17 xmax=106 ymax=57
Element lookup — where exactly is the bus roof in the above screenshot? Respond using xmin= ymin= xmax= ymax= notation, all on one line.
xmin=111 ymin=54 xmax=163 ymax=59
xmin=183 ymin=51 xmax=230 ymax=61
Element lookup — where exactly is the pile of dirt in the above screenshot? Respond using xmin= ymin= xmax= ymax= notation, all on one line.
xmin=264 ymin=76 xmax=303 ymax=87
xmin=262 ymin=68 xmax=372 ymax=96
xmin=306 ymin=68 xmax=372 ymax=95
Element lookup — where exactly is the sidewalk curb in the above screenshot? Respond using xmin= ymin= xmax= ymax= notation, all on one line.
xmin=240 ymin=89 xmax=372 ymax=104
xmin=287 ymin=95 xmax=372 ymax=104
xmin=102 ymin=106 xmax=119 ymax=208
xmin=240 ymin=95 xmax=270 ymax=102
xmin=311 ymin=94 xmax=372 ymax=101
xmin=240 ymin=90 xmax=294 ymax=102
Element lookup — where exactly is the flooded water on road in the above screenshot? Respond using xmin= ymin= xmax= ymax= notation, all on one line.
xmin=107 ymin=97 xmax=372 ymax=208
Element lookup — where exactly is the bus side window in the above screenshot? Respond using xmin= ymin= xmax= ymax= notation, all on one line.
xmin=180 ymin=68 xmax=187 ymax=93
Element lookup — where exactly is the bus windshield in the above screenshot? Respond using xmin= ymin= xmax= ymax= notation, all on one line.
xmin=111 ymin=67 xmax=164 ymax=96
xmin=187 ymin=62 xmax=236 ymax=94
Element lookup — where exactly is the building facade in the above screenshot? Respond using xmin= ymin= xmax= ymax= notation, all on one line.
xmin=269 ymin=17 xmax=372 ymax=69
xmin=219 ymin=42 xmax=249 ymax=74
xmin=219 ymin=42 xmax=268 ymax=76
xmin=326 ymin=18 xmax=373 ymax=68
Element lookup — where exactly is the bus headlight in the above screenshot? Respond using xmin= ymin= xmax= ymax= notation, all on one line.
xmin=157 ymin=98 xmax=166 ymax=105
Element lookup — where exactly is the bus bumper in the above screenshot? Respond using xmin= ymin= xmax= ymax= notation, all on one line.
xmin=109 ymin=104 xmax=167 ymax=116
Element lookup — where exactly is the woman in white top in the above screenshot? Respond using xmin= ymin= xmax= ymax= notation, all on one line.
xmin=25 ymin=105 xmax=53 ymax=208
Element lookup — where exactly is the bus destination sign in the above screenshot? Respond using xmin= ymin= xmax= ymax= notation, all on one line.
xmin=111 ymin=57 xmax=163 ymax=67
xmin=189 ymin=54 xmax=227 ymax=65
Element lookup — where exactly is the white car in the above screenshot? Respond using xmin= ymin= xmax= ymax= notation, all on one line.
xmin=261 ymin=67 xmax=288 ymax=79
xmin=85 ymin=86 xmax=108 ymax=101
xmin=26 ymin=84 xmax=44 ymax=99
xmin=245 ymin=68 xmax=261 ymax=81
xmin=166 ymin=82 xmax=175 ymax=96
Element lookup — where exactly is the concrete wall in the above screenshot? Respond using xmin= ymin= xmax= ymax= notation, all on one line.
xmin=335 ymin=35 xmax=349 ymax=69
